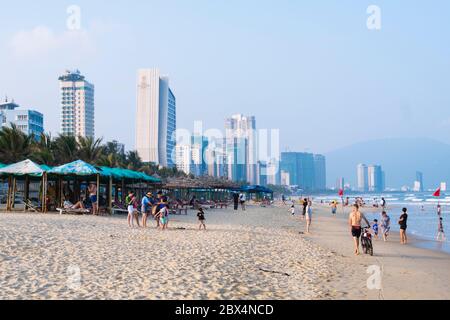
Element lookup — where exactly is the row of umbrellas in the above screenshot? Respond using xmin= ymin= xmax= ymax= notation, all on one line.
xmin=0 ymin=159 xmax=161 ymax=183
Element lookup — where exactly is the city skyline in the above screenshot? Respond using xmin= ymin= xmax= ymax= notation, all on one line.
xmin=1 ymin=1 xmax=450 ymax=155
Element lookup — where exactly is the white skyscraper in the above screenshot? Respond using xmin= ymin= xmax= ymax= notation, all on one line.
xmin=59 ymin=70 xmax=95 ymax=138
xmin=136 ymin=69 xmax=176 ymax=167
xmin=357 ymin=164 xmax=369 ymax=192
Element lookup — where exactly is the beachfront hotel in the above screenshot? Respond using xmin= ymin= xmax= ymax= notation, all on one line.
xmin=59 ymin=70 xmax=95 ymax=138
xmin=136 ymin=68 xmax=176 ymax=167
xmin=0 ymin=98 xmax=44 ymax=139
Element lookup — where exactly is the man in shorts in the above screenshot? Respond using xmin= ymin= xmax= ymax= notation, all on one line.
xmin=348 ymin=204 xmax=370 ymax=255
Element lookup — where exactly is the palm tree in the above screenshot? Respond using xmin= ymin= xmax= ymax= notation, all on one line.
xmin=30 ymin=133 xmax=55 ymax=165
xmin=53 ymin=135 xmax=79 ymax=164
xmin=125 ymin=150 xmax=142 ymax=170
xmin=0 ymin=124 xmax=32 ymax=163
xmin=77 ymin=136 xmax=105 ymax=164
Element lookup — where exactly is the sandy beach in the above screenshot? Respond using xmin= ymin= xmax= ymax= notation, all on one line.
xmin=0 ymin=203 xmax=449 ymax=300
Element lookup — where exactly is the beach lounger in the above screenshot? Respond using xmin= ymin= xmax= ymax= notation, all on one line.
xmin=21 ymin=200 xmax=42 ymax=212
xmin=57 ymin=208 xmax=91 ymax=215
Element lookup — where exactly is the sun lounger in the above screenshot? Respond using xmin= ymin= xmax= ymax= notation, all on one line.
xmin=21 ymin=200 xmax=42 ymax=212
xmin=57 ymin=208 xmax=91 ymax=215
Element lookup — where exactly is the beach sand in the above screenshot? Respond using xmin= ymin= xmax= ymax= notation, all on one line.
xmin=0 ymin=204 xmax=449 ymax=300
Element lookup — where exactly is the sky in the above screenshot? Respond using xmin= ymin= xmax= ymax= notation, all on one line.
xmin=1 ymin=0 xmax=449 ymax=154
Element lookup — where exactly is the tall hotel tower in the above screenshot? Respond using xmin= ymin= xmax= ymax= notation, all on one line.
xmin=136 ymin=69 xmax=176 ymax=167
xmin=59 ymin=70 xmax=95 ymax=138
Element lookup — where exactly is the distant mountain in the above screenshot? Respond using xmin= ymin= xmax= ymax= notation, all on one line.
xmin=325 ymin=138 xmax=450 ymax=189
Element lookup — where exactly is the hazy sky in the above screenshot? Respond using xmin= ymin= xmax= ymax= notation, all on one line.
xmin=1 ymin=0 xmax=449 ymax=154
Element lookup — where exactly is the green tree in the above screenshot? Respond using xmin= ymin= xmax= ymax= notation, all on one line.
xmin=0 ymin=124 xmax=32 ymax=163
xmin=77 ymin=136 xmax=105 ymax=164
xmin=52 ymin=135 xmax=79 ymax=164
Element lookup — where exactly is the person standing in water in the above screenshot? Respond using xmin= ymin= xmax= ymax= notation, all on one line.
xmin=348 ymin=204 xmax=370 ymax=255
xmin=399 ymin=207 xmax=408 ymax=245
xmin=436 ymin=217 xmax=445 ymax=242
xmin=437 ymin=204 xmax=442 ymax=217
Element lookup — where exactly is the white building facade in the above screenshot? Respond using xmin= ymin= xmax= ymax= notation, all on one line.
xmin=59 ymin=70 xmax=95 ymax=138
xmin=136 ymin=68 xmax=176 ymax=167
xmin=0 ymin=99 xmax=44 ymax=138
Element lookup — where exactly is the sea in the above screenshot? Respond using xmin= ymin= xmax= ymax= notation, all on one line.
xmin=314 ymin=193 xmax=450 ymax=254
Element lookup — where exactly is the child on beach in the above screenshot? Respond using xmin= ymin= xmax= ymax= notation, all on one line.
xmin=437 ymin=217 xmax=445 ymax=242
xmin=380 ymin=211 xmax=391 ymax=242
xmin=331 ymin=201 xmax=337 ymax=215
xmin=156 ymin=204 xmax=169 ymax=230
xmin=372 ymin=219 xmax=379 ymax=239
xmin=197 ymin=208 xmax=206 ymax=230
xmin=290 ymin=204 xmax=295 ymax=216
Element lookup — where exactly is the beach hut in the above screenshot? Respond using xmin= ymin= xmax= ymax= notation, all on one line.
xmin=49 ymin=160 xmax=105 ymax=214
xmin=0 ymin=159 xmax=47 ymax=211
xmin=48 ymin=161 xmax=162 ymax=214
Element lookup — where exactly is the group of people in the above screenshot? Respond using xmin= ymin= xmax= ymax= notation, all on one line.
xmin=348 ymin=204 xmax=410 ymax=255
xmin=125 ymin=191 xmax=207 ymax=231
xmin=125 ymin=191 xmax=169 ymax=230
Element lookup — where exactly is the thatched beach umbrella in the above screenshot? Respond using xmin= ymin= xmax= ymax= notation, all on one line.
xmin=0 ymin=159 xmax=47 ymax=211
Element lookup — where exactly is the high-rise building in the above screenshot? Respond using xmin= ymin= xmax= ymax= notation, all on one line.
xmin=357 ymin=164 xmax=369 ymax=192
xmin=280 ymin=152 xmax=316 ymax=191
xmin=415 ymin=171 xmax=424 ymax=192
xmin=224 ymin=114 xmax=257 ymax=183
xmin=136 ymin=68 xmax=176 ymax=167
xmin=368 ymin=165 xmax=383 ymax=192
xmin=0 ymin=98 xmax=44 ymax=139
xmin=313 ymin=154 xmax=326 ymax=191
xmin=191 ymin=135 xmax=209 ymax=176
xmin=59 ymin=70 xmax=94 ymax=138
xmin=175 ymin=144 xmax=192 ymax=174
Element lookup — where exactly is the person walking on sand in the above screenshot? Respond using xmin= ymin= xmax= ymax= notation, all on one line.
xmin=302 ymin=198 xmax=308 ymax=220
xmin=348 ymin=204 xmax=370 ymax=255
xmin=88 ymin=183 xmax=98 ymax=215
xmin=436 ymin=217 xmax=445 ymax=242
xmin=290 ymin=204 xmax=296 ymax=216
xmin=233 ymin=192 xmax=239 ymax=211
xmin=197 ymin=208 xmax=206 ymax=230
xmin=399 ymin=207 xmax=408 ymax=244
xmin=282 ymin=194 xmax=286 ymax=206
xmin=305 ymin=201 xmax=313 ymax=234
xmin=380 ymin=211 xmax=391 ymax=242
xmin=239 ymin=193 xmax=246 ymax=211
xmin=381 ymin=197 xmax=386 ymax=210
xmin=331 ymin=200 xmax=338 ymax=216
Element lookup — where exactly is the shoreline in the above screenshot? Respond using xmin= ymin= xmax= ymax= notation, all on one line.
xmin=301 ymin=203 xmax=450 ymax=299
xmin=1 ymin=204 xmax=449 ymax=300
